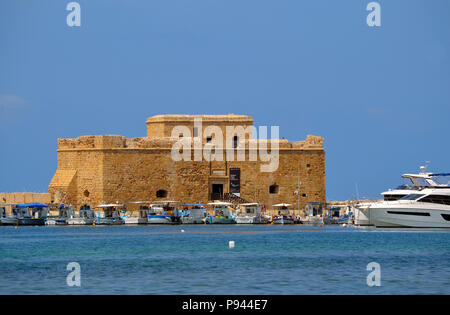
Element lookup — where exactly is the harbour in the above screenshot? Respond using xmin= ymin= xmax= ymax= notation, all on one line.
xmin=1 ymin=224 xmax=449 ymax=294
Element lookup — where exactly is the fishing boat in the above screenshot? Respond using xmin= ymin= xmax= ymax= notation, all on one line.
xmin=121 ymin=202 xmax=150 ymax=224
xmin=95 ymin=204 xmax=125 ymax=225
xmin=0 ymin=203 xmax=48 ymax=226
xmin=67 ymin=204 xmax=96 ymax=225
xmin=46 ymin=205 xmax=76 ymax=225
xmin=272 ymin=203 xmax=295 ymax=224
xmin=301 ymin=202 xmax=323 ymax=225
xmin=147 ymin=201 xmax=180 ymax=224
xmin=0 ymin=205 xmax=6 ymax=225
xmin=204 ymin=202 xmax=235 ymax=224
xmin=180 ymin=204 xmax=207 ymax=224
xmin=323 ymin=204 xmax=350 ymax=225
xmin=235 ymin=203 xmax=268 ymax=224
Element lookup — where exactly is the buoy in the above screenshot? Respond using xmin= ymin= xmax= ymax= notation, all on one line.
xmin=181 ymin=229 xmax=185 ymax=233
xmin=14 ymin=225 xmax=18 ymax=230
xmin=342 ymin=223 xmax=347 ymax=227
xmin=229 ymin=241 xmax=235 ymax=249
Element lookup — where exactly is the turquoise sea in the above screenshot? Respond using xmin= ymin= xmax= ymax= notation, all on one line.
xmin=0 ymin=225 xmax=449 ymax=294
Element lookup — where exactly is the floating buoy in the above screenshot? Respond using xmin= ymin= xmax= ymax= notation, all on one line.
xmin=229 ymin=241 xmax=235 ymax=249
xmin=342 ymin=224 xmax=347 ymax=227
xmin=14 ymin=225 xmax=18 ymax=230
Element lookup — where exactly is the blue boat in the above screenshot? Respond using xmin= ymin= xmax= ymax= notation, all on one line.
xmin=204 ymin=202 xmax=235 ymax=224
xmin=147 ymin=201 xmax=181 ymax=224
xmin=0 ymin=203 xmax=48 ymax=226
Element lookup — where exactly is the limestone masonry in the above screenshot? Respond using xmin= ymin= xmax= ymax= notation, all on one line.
xmin=49 ymin=114 xmax=325 ymax=209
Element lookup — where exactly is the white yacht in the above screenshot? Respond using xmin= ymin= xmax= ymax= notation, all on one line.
xmin=368 ymin=187 xmax=450 ymax=228
xmin=353 ymin=165 xmax=449 ymax=227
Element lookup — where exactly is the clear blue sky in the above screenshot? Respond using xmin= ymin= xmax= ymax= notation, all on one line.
xmin=1 ymin=0 xmax=449 ymax=200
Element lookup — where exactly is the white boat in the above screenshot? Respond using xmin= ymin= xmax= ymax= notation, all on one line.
xmin=121 ymin=202 xmax=150 ymax=224
xmin=46 ymin=205 xmax=77 ymax=225
xmin=235 ymin=203 xmax=268 ymax=224
xmin=180 ymin=204 xmax=207 ymax=224
xmin=301 ymin=202 xmax=323 ymax=225
xmin=67 ymin=204 xmax=95 ymax=225
xmin=353 ymin=165 xmax=448 ymax=227
xmin=204 ymin=202 xmax=235 ymax=224
xmin=272 ymin=203 xmax=295 ymax=224
xmin=368 ymin=186 xmax=450 ymax=228
xmin=148 ymin=201 xmax=180 ymax=224
xmin=95 ymin=204 xmax=125 ymax=225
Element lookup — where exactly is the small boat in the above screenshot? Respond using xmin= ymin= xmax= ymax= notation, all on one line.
xmin=272 ymin=203 xmax=295 ymax=224
xmin=301 ymin=202 xmax=323 ymax=225
xmin=0 ymin=206 xmax=6 ymax=225
xmin=95 ymin=204 xmax=125 ymax=225
xmin=46 ymin=205 xmax=76 ymax=225
xmin=0 ymin=203 xmax=48 ymax=226
xmin=147 ymin=201 xmax=180 ymax=224
xmin=67 ymin=204 xmax=96 ymax=225
xmin=121 ymin=202 xmax=150 ymax=224
xmin=323 ymin=205 xmax=350 ymax=225
xmin=235 ymin=203 xmax=269 ymax=224
xmin=180 ymin=204 xmax=207 ymax=224
xmin=204 ymin=202 xmax=235 ymax=224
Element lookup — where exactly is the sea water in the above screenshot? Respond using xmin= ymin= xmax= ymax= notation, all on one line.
xmin=0 ymin=225 xmax=449 ymax=294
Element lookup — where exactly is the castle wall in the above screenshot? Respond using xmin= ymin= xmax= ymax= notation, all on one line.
xmin=49 ymin=116 xmax=326 ymax=210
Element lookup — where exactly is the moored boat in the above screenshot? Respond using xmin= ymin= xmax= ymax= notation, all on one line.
xmin=235 ymin=203 xmax=269 ymax=224
xmin=95 ymin=204 xmax=125 ymax=225
xmin=0 ymin=203 xmax=48 ymax=226
xmin=180 ymin=204 xmax=207 ymax=224
xmin=66 ymin=204 xmax=96 ymax=225
xmin=204 ymin=202 xmax=235 ymax=224
xmin=121 ymin=201 xmax=150 ymax=224
xmin=147 ymin=201 xmax=180 ymax=224
xmin=272 ymin=203 xmax=295 ymax=224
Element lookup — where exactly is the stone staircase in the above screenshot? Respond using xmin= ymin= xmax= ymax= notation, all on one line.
xmin=221 ymin=193 xmax=252 ymax=207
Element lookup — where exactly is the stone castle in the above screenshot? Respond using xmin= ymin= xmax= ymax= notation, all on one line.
xmin=49 ymin=114 xmax=325 ymax=209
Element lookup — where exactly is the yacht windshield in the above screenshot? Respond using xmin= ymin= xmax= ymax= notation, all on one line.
xmin=400 ymin=194 xmax=425 ymax=200
xmin=430 ymin=174 xmax=450 ymax=186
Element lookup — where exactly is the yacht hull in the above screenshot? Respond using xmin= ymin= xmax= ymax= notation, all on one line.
xmin=370 ymin=203 xmax=450 ymax=228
